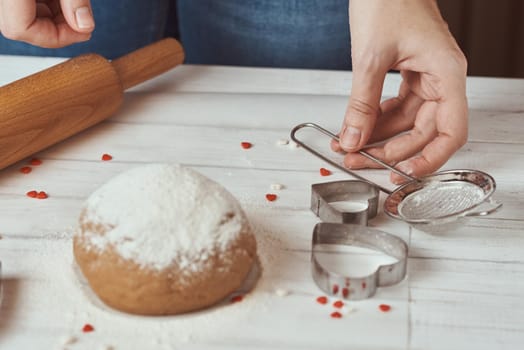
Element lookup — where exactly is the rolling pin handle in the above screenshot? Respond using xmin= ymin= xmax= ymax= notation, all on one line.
xmin=111 ymin=38 xmax=185 ymax=90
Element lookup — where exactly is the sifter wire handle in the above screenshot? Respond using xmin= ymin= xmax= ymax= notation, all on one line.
xmin=294 ymin=123 xmax=417 ymax=181
xmin=290 ymin=122 xmax=394 ymax=194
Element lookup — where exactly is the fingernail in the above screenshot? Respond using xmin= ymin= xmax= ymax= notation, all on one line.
xmin=393 ymin=163 xmax=413 ymax=184
xmin=341 ymin=126 xmax=361 ymax=149
xmin=397 ymin=162 xmax=413 ymax=175
xmin=75 ymin=7 xmax=94 ymax=29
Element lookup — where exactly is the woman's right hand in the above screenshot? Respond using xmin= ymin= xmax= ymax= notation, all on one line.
xmin=0 ymin=0 xmax=95 ymax=48
xmin=334 ymin=0 xmax=468 ymax=184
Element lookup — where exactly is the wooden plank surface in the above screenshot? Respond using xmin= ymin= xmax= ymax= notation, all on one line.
xmin=0 ymin=58 xmax=523 ymax=350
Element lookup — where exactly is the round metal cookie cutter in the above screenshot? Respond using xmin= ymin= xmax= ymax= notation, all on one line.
xmin=312 ymin=223 xmax=408 ymax=300
xmin=291 ymin=123 xmax=502 ymax=229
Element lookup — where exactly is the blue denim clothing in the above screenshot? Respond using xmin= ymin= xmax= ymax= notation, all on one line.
xmin=0 ymin=0 xmax=351 ymax=70
xmin=177 ymin=0 xmax=351 ymax=70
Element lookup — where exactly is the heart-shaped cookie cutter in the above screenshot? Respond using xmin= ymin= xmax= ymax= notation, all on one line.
xmin=310 ymin=184 xmax=408 ymax=299
xmin=311 ymin=180 xmax=379 ymax=226
xmin=307 ymin=147 xmax=408 ymax=299
xmin=312 ymin=223 xmax=407 ymax=300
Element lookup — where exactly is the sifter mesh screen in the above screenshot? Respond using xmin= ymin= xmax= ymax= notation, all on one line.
xmin=398 ymin=181 xmax=486 ymax=221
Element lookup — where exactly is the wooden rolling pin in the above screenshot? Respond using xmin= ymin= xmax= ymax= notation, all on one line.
xmin=0 ymin=38 xmax=185 ymax=170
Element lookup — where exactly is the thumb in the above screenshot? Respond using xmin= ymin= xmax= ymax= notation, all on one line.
xmin=60 ymin=0 xmax=95 ymax=33
xmin=340 ymin=65 xmax=387 ymax=152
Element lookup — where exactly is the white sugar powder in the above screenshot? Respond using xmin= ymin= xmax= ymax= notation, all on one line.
xmin=398 ymin=180 xmax=485 ymax=220
xmin=59 ymin=335 xmax=78 ymax=346
xmin=274 ymin=288 xmax=290 ymax=297
xmin=20 ymin=204 xmax=286 ymax=349
xmin=79 ymin=164 xmax=247 ymax=271
xmin=270 ymin=183 xmax=285 ymax=191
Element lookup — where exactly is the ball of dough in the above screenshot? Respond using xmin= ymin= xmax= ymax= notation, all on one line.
xmin=73 ymin=164 xmax=257 ymax=315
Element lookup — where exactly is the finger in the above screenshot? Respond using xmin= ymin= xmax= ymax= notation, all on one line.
xmin=330 ymin=134 xmax=343 ymax=152
xmin=344 ymin=101 xmax=438 ymax=172
xmin=59 ymin=0 xmax=94 ymax=33
xmin=368 ymin=91 xmax=424 ymax=144
xmin=333 ymin=81 xmax=421 ymax=153
xmin=339 ymin=59 xmax=389 ymax=152
xmin=391 ymin=51 xmax=468 ymax=182
xmin=0 ymin=0 xmax=37 ymax=39
xmin=343 ymin=147 xmax=390 ymax=170
xmin=401 ymin=70 xmax=444 ymax=103
xmin=378 ymin=78 xmax=412 ymax=115
xmin=35 ymin=2 xmax=53 ymax=18
xmin=0 ymin=0 xmax=91 ymax=47
xmin=392 ymin=96 xmax=468 ymax=183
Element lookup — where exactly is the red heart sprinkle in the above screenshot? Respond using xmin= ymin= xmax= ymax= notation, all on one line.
xmin=231 ymin=295 xmax=244 ymax=303
xmin=240 ymin=142 xmax=252 ymax=149
xmin=379 ymin=304 xmax=391 ymax=312
xmin=26 ymin=190 xmax=38 ymax=198
xmin=342 ymin=288 xmax=349 ymax=298
xmin=316 ymin=296 xmax=328 ymax=305
xmin=320 ymin=168 xmax=331 ymax=176
xmin=101 ymin=154 xmax=113 ymax=161
xmin=332 ymin=284 xmax=339 ymax=294
xmin=82 ymin=324 xmax=94 ymax=332
xmin=333 ymin=300 xmax=344 ymax=308
xmin=265 ymin=194 xmax=277 ymax=202
xmin=36 ymin=191 xmax=48 ymax=199
xmin=330 ymin=311 xmax=343 ymax=318
xmin=20 ymin=166 xmax=32 ymax=174
xmin=30 ymin=158 xmax=42 ymax=166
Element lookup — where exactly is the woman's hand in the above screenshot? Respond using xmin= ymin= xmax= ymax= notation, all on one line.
xmin=0 ymin=0 xmax=95 ymax=48
xmin=335 ymin=0 xmax=468 ymax=184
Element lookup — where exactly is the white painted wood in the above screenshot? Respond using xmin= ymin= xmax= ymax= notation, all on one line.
xmin=0 ymin=57 xmax=523 ymax=350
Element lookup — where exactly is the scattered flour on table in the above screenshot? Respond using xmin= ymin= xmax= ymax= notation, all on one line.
xmin=74 ymin=217 xmax=282 ymax=349
xmin=288 ymin=140 xmax=300 ymax=149
xmin=44 ymin=228 xmax=74 ymax=240
xmin=270 ymin=183 xmax=285 ymax=191
xmin=24 ymin=216 xmax=282 ymax=350
xmin=274 ymin=288 xmax=291 ymax=297
xmin=24 ymin=166 xmax=291 ymax=349
xmin=59 ymin=335 xmax=78 ymax=346
xmin=34 ymin=207 xmax=285 ymax=349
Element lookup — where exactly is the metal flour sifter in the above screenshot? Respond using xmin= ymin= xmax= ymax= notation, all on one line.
xmin=291 ymin=123 xmax=502 ymax=231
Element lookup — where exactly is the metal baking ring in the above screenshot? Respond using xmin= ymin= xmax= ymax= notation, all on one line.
xmin=311 ymin=223 xmax=407 ymax=300
xmin=311 ymin=180 xmax=379 ymax=226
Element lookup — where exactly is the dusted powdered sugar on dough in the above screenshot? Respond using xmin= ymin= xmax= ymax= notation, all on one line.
xmin=81 ymin=164 xmax=247 ymax=271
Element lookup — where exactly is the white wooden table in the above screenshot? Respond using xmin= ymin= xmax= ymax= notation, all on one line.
xmin=1 ymin=56 xmax=523 ymax=350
